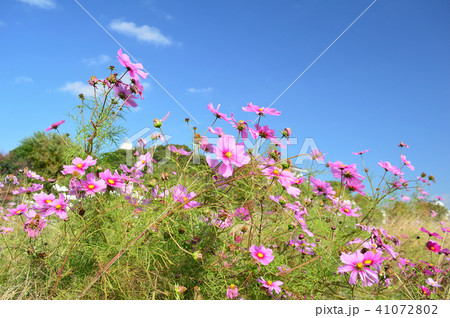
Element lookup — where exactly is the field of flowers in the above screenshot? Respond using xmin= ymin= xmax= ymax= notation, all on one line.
xmin=0 ymin=50 xmax=448 ymax=300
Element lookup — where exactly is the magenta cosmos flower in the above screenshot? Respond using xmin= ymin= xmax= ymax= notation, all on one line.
xmin=23 ymin=209 xmax=48 ymax=238
xmin=99 ymin=169 xmax=124 ymax=188
xmin=46 ymin=194 xmax=70 ymax=219
xmin=242 ymin=102 xmax=281 ymax=116
xmin=249 ymin=245 xmax=274 ymax=266
xmin=80 ymin=173 xmax=106 ymax=195
xmin=257 ymin=277 xmax=283 ymax=294
xmin=6 ymin=204 xmax=28 ymax=216
xmin=169 ymin=145 xmax=191 ymax=156
xmin=226 ymin=284 xmax=239 ymax=299
xmin=209 ymin=134 xmax=250 ymax=178
xmin=420 ymin=227 xmax=443 ymax=239
xmin=45 ymin=120 xmax=65 ymax=131
xmin=337 ymin=250 xmax=380 ymax=286
xmin=62 ymin=155 xmax=97 ymax=176
xmin=310 ymin=177 xmax=335 ymax=200
xmin=426 ymin=240 xmax=441 ymax=253
xmin=117 ymin=48 xmax=148 ymax=81
xmin=352 ymin=149 xmax=370 ymax=155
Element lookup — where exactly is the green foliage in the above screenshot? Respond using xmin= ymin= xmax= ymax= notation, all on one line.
xmin=0 ymin=131 xmax=71 ymax=178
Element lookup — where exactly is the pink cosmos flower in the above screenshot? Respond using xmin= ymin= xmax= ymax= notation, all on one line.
xmin=401 ymin=195 xmax=410 ymax=202
xmin=345 ymin=179 xmax=366 ymax=196
xmin=80 ymin=173 xmax=106 ymax=195
xmin=242 ymin=102 xmax=281 ymax=116
xmin=257 ymin=277 xmax=283 ymax=294
xmin=210 ymin=134 xmax=250 ymax=178
xmin=398 ymin=141 xmax=409 ymax=148
xmin=249 ymin=245 xmax=274 ymax=265
xmin=337 ymin=250 xmax=380 ymax=286
xmin=169 ymin=145 xmax=191 ymax=156
xmin=226 ymin=284 xmax=239 ymax=299
xmin=352 ymin=149 xmax=370 ymax=155
xmin=398 ymin=257 xmax=415 ymax=269
xmin=207 ymin=103 xmax=231 ymax=123
xmin=235 ymin=207 xmax=250 ymax=221
xmin=46 ymin=194 xmax=70 ymax=219
xmin=426 ymin=240 xmax=441 ymax=253
xmin=62 ymin=155 xmax=97 ymax=176
xmin=6 ymin=204 xmax=28 ymax=216
xmin=117 ymin=48 xmax=148 ymax=81
xmin=45 ymin=119 xmax=65 ymax=131
xmin=378 ymin=161 xmax=404 ymax=176
xmin=248 ymin=124 xmax=276 ymax=142
xmin=420 ymin=227 xmax=443 ymax=239
xmin=310 ymin=177 xmax=335 ymax=200
xmin=99 ymin=169 xmax=124 ymax=189
xmin=113 ymin=83 xmax=138 ymax=107
xmin=229 ymin=113 xmax=249 ymax=140
xmin=401 ymin=154 xmax=414 ymax=171
xmin=171 ymin=185 xmax=201 ymax=209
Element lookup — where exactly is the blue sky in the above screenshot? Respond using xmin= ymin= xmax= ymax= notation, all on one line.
xmin=1 ymin=0 xmax=449 ymax=205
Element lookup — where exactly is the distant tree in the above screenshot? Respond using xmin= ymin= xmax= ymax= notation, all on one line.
xmin=0 ymin=131 xmax=72 ymax=178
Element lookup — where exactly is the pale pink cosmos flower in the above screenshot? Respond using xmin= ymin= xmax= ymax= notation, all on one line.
xmin=242 ymin=102 xmax=281 ymax=116
xmin=310 ymin=148 xmax=325 ymax=161
xmin=0 ymin=227 xmax=14 ymax=235
xmin=169 ymin=145 xmax=191 ymax=156
xmin=207 ymin=103 xmax=231 ymax=123
xmin=117 ymin=48 xmax=148 ymax=81
xmin=135 ymin=152 xmax=154 ymax=173
xmin=257 ymin=277 xmax=283 ymax=294
xmin=80 ymin=173 xmax=106 ymax=195
xmin=401 ymin=195 xmax=410 ymax=202
xmin=229 ymin=113 xmax=249 ymax=139
xmin=62 ymin=155 xmax=97 ymax=176
xmin=248 ymin=124 xmax=276 ymax=142
xmin=113 ymin=83 xmax=138 ymax=107
xmin=171 ymin=185 xmax=201 ymax=209
xmin=310 ymin=177 xmax=335 ymax=200
xmin=398 ymin=141 xmax=409 ymax=148
xmin=401 ymin=154 xmax=414 ymax=171
xmin=425 ymin=278 xmax=442 ymax=288
xmin=33 ymin=192 xmax=56 ymax=207
xmin=249 ymin=245 xmax=274 ymax=265
xmin=337 ymin=250 xmax=380 ymax=286
xmin=226 ymin=284 xmax=239 ymax=299
xmin=378 ymin=161 xmax=404 ymax=176
xmin=45 ymin=120 xmax=65 ymax=131
xmin=210 ymin=134 xmax=249 ymax=178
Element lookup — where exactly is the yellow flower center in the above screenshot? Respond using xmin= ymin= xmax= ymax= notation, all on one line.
xmin=56 ymin=204 xmax=62 ymax=210
xmin=88 ymin=184 xmax=95 ymax=189
xmin=225 ymin=151 xmax=232 ymax=158
xmin=142 ymin=160 xmax=146 ymax=164
xmin=267 ymin=280 xmax=272 ymax=286
xmin=229 ymin=284 xmax=236 ymax=289
xmin=406 ymin=260 xmax=410 ymax=263
xmin=430 ymin=246 xmax=435 ymax=250
xmin=108 ymin=179 xmax=115 ymax=185
xmin=343 ymin=208 xmax=349 ymax=213
xmin=356 ymin=262 xmax=364 ymax=270
xmin=76 ymin=163 xmax=83 ymax=168
xmin=45 ymin=199 xmax=52 ymax=203
xmin=259 ymin=108 xmax=264 ymax=112
xmin=273 ymin=169 xmax=280 ymax=175
xmin=429 ymin=263 xmax=433 ymax=267
xmin=17 ymin=210 xmax=22 ymax=214
xmin=238 ymin=120 xmax=244 ymax=124
xmin=257 ymin=252 xmax=264 ymax=259
xmin=183 ymin=197 xmax=188 ymax=202
xmin=363 ymin=259 xmax=373 ymax=265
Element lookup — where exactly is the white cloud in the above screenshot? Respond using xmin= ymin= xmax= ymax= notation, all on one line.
xmin=82 ymin=54 xmax=111 ymax=66
xmin=14 ymin=76 xmax=33 ymax=84
xmin=187 ymin=87 xmax=213 ymax=93
xmin=60 ymin=81 xmax=93 ymax=97
xmin=18 ymin=0 xmax=56 ymax=9
xmin=110 ymin=19 xmax=173 ymax=46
